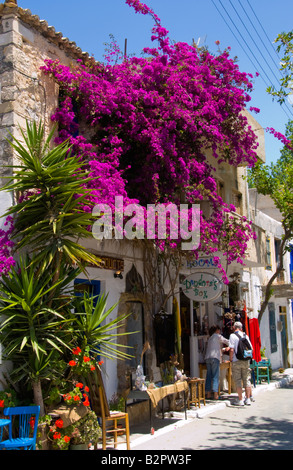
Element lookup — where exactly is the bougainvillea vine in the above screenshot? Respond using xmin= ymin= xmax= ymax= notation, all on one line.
xmin=0 ymin=0 xmax=267 ymax=283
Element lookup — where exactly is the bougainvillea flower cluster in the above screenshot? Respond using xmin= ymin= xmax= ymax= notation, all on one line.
xmin=0 ymin=216 xmax=15 ymax=276
xmin=37 ymin=0 xmax=263 ymax=283
xmin=4 ymin=0 xmax=289 ymax=283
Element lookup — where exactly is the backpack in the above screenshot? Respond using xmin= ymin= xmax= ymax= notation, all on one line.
xmin=234 ymin=331 xmax=253 ymax=360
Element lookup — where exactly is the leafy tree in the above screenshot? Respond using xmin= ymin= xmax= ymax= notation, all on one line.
xmin=267 ymin=31 xmax=293 ymax=105
xmin=248 ymin=120 xmax=293 ymax=324
xmin=0 ymin=255 xmax=78 ymax=415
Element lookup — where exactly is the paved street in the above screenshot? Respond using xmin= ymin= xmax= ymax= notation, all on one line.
xmin=130 ymin=383 xmax=293 ymax=450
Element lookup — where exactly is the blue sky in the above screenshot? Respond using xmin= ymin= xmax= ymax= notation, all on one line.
xmin=17 ymin=0 xmax=293 ymax=164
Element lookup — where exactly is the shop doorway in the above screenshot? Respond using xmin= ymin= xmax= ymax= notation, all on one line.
xmin=153 ymin=312 xmax=175 ymax=366
xmin=179 ymin=291 xmax=202 ymax=376
xmin=179 ymin=291 xmax=190 ymax=374
xmin=126 ymin=301 xmax=145 ymax=370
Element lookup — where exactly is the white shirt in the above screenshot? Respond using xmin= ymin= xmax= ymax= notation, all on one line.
xmin=229 ymin=330 xmax=253 ymax=362
xmin=205 ymin=333 xmax=229 ymax=361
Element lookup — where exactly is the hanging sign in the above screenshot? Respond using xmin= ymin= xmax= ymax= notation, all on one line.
xmin=186 ymin=257 xmax=218 ymax=269
xmin=180 ymin=272 xmax=223 ymax=302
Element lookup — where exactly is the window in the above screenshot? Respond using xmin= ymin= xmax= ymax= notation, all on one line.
xmin=231 ymin=189 xmax=242 ymax=215
xmin=216 ymin=179 xmax=225 ymax=202
xmin=266 ymin=237 xmax=272 ymax=270
xmin=275 ymin=239 xmax=281 ymax=265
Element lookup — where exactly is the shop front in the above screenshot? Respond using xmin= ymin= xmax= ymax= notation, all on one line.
xmin=178 ymin=257 xmax=261 ymax=393
xmin=179 ymin=264 xmax=225 ymax=378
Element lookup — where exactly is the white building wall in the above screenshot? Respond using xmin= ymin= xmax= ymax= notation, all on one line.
xmin=249 ymin=190 xmax=293 ymax=370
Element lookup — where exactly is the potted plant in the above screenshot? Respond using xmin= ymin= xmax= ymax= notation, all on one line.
xmin=109 ymin=393 xmax=125 ymax=413
xmin=69 ymin=410 xmax=101 ymax=450
xmin=260 ymin=347 xmax=267 ymax=359
xmin=47 ymin=417 xmax=71 ymax=450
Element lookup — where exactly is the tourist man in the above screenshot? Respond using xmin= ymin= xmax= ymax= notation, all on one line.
xmin=229 ymin=321 xmax=253 ymax=406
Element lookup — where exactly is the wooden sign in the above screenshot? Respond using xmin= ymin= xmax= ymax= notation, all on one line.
xmin=88 ymin=256 xmax=124 ymax=272
xmin=180 ymin=272 xmax=223 ymax=302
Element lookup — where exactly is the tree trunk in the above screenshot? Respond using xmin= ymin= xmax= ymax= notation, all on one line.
xmin=32 ymin=380 xmax=45 ymax=416
xmin=258 ymin=266 xmax=283 ymax=324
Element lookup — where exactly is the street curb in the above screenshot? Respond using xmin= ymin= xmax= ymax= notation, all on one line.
xmin=126 ymin=370 xmax=293 ymax=449
xmin=195 ymin=370 xmax=293 ymax=418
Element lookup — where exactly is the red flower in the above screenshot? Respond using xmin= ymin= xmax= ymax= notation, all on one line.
xmin=83 ymin=399 xmax=90 ymax=407
xmin=64 ymin=436 xmax=70 ymax=443
xmin=53 ymin=432 xmax=61 ymax=440
xmin=76 ymin=382 xmax=84 ymax=389
xmin=55 ymin=419 xmax=64 ymax=429
xmin=98 ymin=360 xmax=104 ymax=366
xmin=72 ymin=347 xmax=81 ymax=355
xmin=90 ymin=365 xmax=95 ymax=371
xmin=83 ymin=356 xmax=90 ymax=363
xmin=29 ymin=417 xmax=35 ymax=430
xmin=73 ymin=395 xmax=80 ymax=402
xmin=0 ymin=400 xmax=4 ymax=408
xmin=84 ymin=386 xmax=89 ymax=393
xmin=69 ymin=360 xmax=77 ymax=367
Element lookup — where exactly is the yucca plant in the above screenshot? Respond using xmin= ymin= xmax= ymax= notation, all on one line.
xmin=0 ymin=255 xmax=79 ymax=414
xmin=0 ymin=121 xmax=133 ymax=414
xmin=73 ymin=292 xmax=134 ymax=362
xmin=0 ymin=121 xmax=102 ymax=413
xmin=2 ymin=120 xmax=102 ymax=278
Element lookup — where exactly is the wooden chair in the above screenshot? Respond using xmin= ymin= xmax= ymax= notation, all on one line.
xmin=87 ymin=370 xmax=130 ymax=450
xmin=254 ymin=359 xmax=271 ymax=384
xmin=187 ymin=378 xmax=206 ymax=409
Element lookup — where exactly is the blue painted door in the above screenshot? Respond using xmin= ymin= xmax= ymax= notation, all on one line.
xmin=74 ymin=279 xmax=101 ymax=361
xmin=74 ymin=279 xmax=101 ymax=306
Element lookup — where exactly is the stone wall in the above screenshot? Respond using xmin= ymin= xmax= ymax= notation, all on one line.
xmin=0 ymin=2 xmax=90 ymax=391
xmin=0 ymin=4 xmax=89 ymax=186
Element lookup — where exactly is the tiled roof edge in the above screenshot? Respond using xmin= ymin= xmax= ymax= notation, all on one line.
xmin=0 ymin=3 xmax=92 ymax=61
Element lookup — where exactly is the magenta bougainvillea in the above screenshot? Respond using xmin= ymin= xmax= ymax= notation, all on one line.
xmin=0 ymin=0 xmax=266 ymax=283
xmin=0 ymin=216 xmax=15 ymax=276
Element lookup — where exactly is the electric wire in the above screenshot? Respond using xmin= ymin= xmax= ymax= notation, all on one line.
xmin=212 ymin=0 xmax=293 ymax=120
xmin=239 ymin=0 xmax=293 ymax=119
xmin=246 ymin=0 xmax=283 ymax=63
xmin=217 ymin=0 xmax=274 ymax=86
xmin=229 ymin=0 xmax=282 ymax=87
xmin=211 ymin=0 xmax=260 ymax=77
xmin=237 ymin=0 xmax=282 ymax=78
